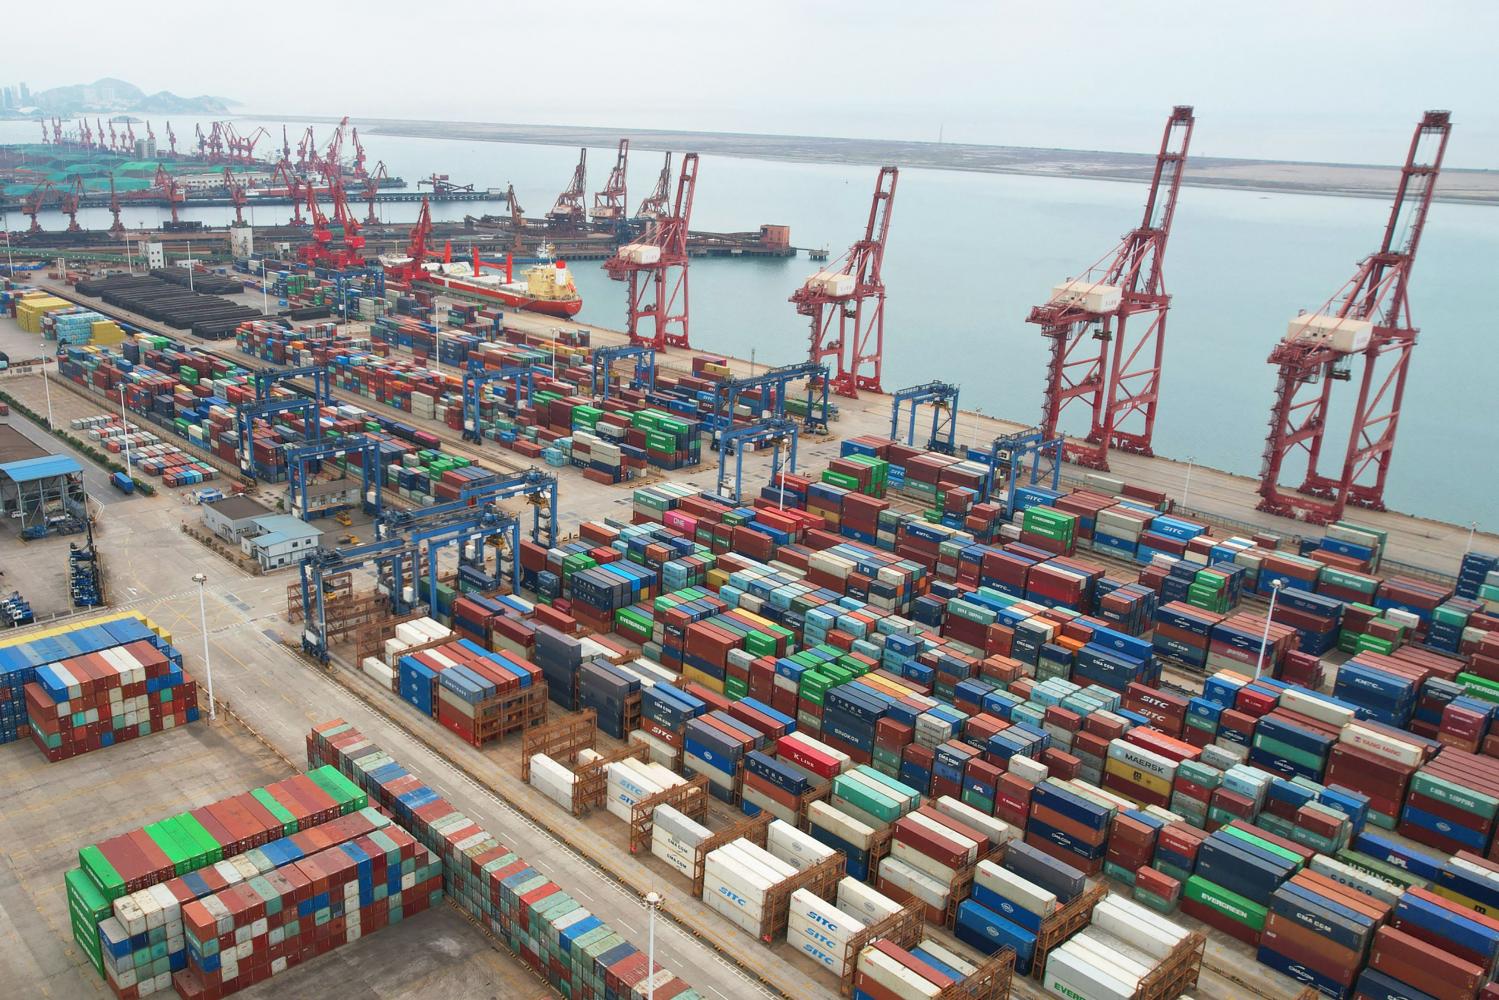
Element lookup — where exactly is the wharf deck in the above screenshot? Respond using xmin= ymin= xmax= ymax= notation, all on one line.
xmin=30 ymin=273 xmax=1497 ymax=577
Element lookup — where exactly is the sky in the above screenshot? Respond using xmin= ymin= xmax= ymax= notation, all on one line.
xmin=11 ymin=0 xmax=1499 ymax=167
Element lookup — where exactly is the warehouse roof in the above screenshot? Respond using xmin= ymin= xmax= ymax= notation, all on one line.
xmin=246 ymin=515 xmax=322 ymax=550
xmin=204 ymin=495 xmax=271 ymax=521
xmin=0 ymin=455 xmax=83 ymax=484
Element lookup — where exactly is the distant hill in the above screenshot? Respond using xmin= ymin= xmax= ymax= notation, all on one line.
xmin=29 ymin=78 xmax=235 ymax=116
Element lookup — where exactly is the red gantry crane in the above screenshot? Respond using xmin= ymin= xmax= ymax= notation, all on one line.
xmin=361 ymin=161 xmax=389 ymax=224
xmin=223 ymin=167 xmax=248 ymax=226
xmin=327 ymin=178 xmax=366 ymax=265
xmin=299 ymin=183 xmax=334 ymax=266
xmin=61 ymin=176 xmax=84 ymax=232
xmin=22 ymin=180 xmax=57 ymax=233
xmin=547 ymin=147 xmax=588 ymax=227
xmin=165 ymin=121 xmax=178 ymax=156
xmin=790 ymin=165 xmax=899 ymax=398
xmin=1027 ymin=105 xmax=1194 ymax=469
xmin=604 ymin=152 xmax=699 ymax=351
xmin=1257 ymin=110 xmax=1452 ymax=524
xmin=637 ymin=152 xmax=672 ymax=220
xmin=154 ymin=164 xmax=186 ymax=226
xmin=382 ymin=197 xmax=434 ymax=285
xmin=107 ymin=174 xmax=126 ymax=236
xmin=593 ymin=139 xmax=629 ymax=223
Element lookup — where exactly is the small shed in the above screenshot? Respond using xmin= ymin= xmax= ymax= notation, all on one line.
xmin=201 ymin=494 xmax=273 ymax=542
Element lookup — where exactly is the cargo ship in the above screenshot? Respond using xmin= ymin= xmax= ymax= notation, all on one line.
xmin=384 ymin=252 xmax=582 ymax=319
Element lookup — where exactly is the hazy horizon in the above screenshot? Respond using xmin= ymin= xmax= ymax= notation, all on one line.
xmin=8 ymin=0 xmax=1497 ymax=169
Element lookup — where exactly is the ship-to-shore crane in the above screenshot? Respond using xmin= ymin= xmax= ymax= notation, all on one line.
xmin=636 ymin=153 xmax=672 ymax=220
xmin=604 ymin=153 xmax=699 ymax=351
xmin=593 ymin=139 xmax=629 ymax=223
xmin=1026 ymin=105 xmax=1194 ymax=470
xmin=547 ymin=148 xmax=587 ymax=228
xmin=1257 ymin=111 xmax=1452 ymax=524
xmin=790 ymin=165 xmax=898 ymax=398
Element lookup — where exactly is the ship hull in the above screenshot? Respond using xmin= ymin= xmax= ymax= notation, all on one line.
xmin=414 ymin=273 xmax=583 ymax=318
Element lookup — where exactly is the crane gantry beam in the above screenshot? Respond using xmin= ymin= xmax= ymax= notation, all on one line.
xmin=1256 ymin=110 xmax=1452 ymax=525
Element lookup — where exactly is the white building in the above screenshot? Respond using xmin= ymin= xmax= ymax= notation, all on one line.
xmin=240 ymin=514 xmax=323 ymax=570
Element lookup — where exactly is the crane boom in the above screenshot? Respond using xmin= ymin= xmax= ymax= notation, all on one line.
xmin=547 ymin=147 xmax=588 ymax=227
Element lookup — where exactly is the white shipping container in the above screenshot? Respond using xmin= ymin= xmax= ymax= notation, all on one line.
xmin=701 ymin=879 xmax=764 ymax=933
xmin=915 ymin=939 xmax=978 ymax=978
xmin=837 ymin=878 xmax=902 ymax=925
xmin=769 ymin=820 xmax=836 ymax=871
xmin=1092 ymin=895 xmax=1188 ymax=958
xmin=742 ymin=785 xmax=799 ymax=826
xmin=934 ymin=797 xmax=1017 ymax=847
xmin=805 ymin=269 xmax=856 ymax=297
xmin=879 ymin=857 xmax=949 ymax=909
xmin=732 ymin=839 xmax=799 ymax=882
xmin=891 ymin=839 xmax=959 ymax=883
xmin=859 ymin=947 xmax=943 ymax=1000
xmin=1107 ymin=740 xmax=1177 ymax=781
xmin=654 ymin=803 xmax=710 ymax=843
xmin=809 ymin=802 xmax=876 ymax=849
xmin=1044 ymin=945 xmax=1137 ymax=1000
xmin=787 ymin=925 xmax=848 ymax=974
xmin=788 ymin=888 xmax=864 ymax=945
xmin=975 ymin=859 xmax=1057 ymax=918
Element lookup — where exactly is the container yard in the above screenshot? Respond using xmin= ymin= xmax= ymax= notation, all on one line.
xmin=2 ymin=57 xmax=1498 ymax=1000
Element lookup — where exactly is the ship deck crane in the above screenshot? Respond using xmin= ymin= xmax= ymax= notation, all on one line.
xmin=153 ymin=165 xmax=186 ymax=226
xmin=107 ymin=175 xmax=126 ymax=236
xmin=547 ymin=147 xmax=588 ymax=228
xmin=636 ymin=152 xmax=672 ymax=220
xmin=1256 ymin=110 xmax=1452 ymax=525
xmin=603 ymin=152 xmax=699 ymax=352
xmin=223 ymin=167 xmax=248 ymax=226
xmin=593 ymin=139 xmax=629 ymax=223
xmin=790 ymin=166 xmax=898 ymax=399
xmin=1027 ymin=105 xmax=1194 ymax=471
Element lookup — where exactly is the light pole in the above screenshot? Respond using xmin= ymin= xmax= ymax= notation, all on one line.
xmin=3 ymin=212 xmax=14 ymax=275
xmin=117 ymin=384 xmax=133 ymax=472
xmin=192 ymin=573 xmax=217 ymax=721
xmin=260 ymin=260 xmax=269 ymax=315
xmin=1255 ymin=578 xmax=1286 ymax=680
xmin=186 ymin=242 xmax=194 ymax=290
xmin=41 ymin=356 xmax=53 ymax=429
xmin=644 ymin=891 xmax=663 ymax=1000
xmin=1182 ymin=456 xmax=1196 ymax=511
xmin=1468 ymin=521 xmax=1479 ymax=554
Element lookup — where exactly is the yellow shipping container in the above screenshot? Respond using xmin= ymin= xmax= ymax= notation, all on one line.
xmin=89 ymin=320 xmax=126 ymax=346
xmin=16 ymin=294 xmax=71 ymax=333
xmin=682 ymin=665 xmax=724 ymax=694
xmin=1103 ymin=755 xmax=1173 ymax=799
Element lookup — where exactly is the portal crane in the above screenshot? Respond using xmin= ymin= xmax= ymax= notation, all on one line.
xmin=603 ymin=152 xmax=698 ymax=351
xmin=122 ymin=122 xmax=136 ymax=150
xmin=593 ymin=139 xmax=629 ymax=223
xmin=144 ymin=120 xmax=155 ymax=148
xmin=78 ymin=118 xmax=94 ymax=150
xmin=382 ymin=197 xmax=434 ymax=284
xmin=1026 ymin=106 xmax=1194 ymax=470
xmin=228 ymin=125 xmax=268 ymax=164
xmin=507 ymin=184 xmax=526 ymax=253
xmin=547 ymin=147 xmax=587 ymax=227
xmin=107 ymin=175 xmax=126 ymax=236
xmin=165 ymin=121 xmax=177 ymax=156
xmin=298 ymin=184 xmax=335 ymax=267
xmin=1257 ymin=110 xmax=1452 ymax=524
xmin=320 ymin=117 xmax=350 ymax=181
xmin=106 ymin=119 xmax=118 ymax=152
xmin=637 ymin=152 xmax=672 ymax=219
xmin=296 ymin=126 xmax=318 ymax=173
xmin=223 ymin=167 xmax=248 ymax=226
xmin=361 ymin=161 xmax=388 ymax=224
xmin=61 ymin=176 xmax=84 ymax=232
xmin=790 ymin=165 xmax=898 ymax=398
xmin=154 ymin=165 xmax=186 ymax=226
xmin=327 ymin=178 xmax=366 ymax=265
xmin=349 ymin=127 xmax=367 ymax=178
xmin=21 ymin=180 xmax=57 ymax=233
xmin=272 ymin=159 xmax=306 ymax=226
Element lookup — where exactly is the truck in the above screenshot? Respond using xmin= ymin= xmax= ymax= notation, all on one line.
xmin=110 ymin=472 xmax=136 ymax=495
